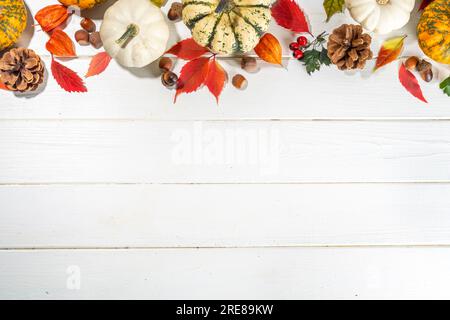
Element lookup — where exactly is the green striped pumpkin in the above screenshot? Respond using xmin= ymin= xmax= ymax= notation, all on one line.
xmin=182 ymin=0 xmax=273 ymax=55
xmin=0 ymin=0 xmax=27 ymax=51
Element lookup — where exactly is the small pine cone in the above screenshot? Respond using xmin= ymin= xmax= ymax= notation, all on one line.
xmin=327 ymin=24 xmax=373 ymax=71
xmin=0 ymin=48 xmax=45 ymax=92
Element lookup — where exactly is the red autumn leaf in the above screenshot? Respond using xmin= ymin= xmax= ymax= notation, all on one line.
xmin=271 ymin=0 xmax=310 ymax=34
xmin=46 ymin=29 xmax=76 ymax=57
xmin=0 ymin=81 xmax=8 ymax=91
xmin=51 ymin=58 xmax=87 ymax=93
xmin=205 ymin=58 xmax=227 ymax=104
xmin=174 ymin=57 xmax=210 ymax=102
xmin=35 ymin=5 xmax=70 ymax=33
xmin=398 ymin=63 xmax=427 ymax=103
xmin=166 ymin=38 xmax=209 ymax=60
xmin=419 ymin=0 xmax=434 ymax=10
xmin=85 ymin=52 xmax=112 ymax=78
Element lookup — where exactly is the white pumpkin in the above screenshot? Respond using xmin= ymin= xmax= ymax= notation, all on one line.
xmin=345 ymin=0 xmax=415 ymax=34
xmin=100 ymin=0 xmax=169 ymax=68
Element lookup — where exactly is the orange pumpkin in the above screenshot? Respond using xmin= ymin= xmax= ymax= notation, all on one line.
xmin=417 ymin=0 xmax=450 ymax=65
xmin=58 ymin=0 xmax=106 ymax=9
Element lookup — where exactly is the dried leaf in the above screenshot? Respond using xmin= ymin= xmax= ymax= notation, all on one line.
xmin=46 ymin=29 xmax=76 ymax=57
xmin=254 ymin=33 xmax=282 ymax=65
xmin=175 ymin=57 xmax=210 ymax=102
xmin=440 ymin=77 xmax=450 ymax=97
xmin=271 ymin=0 xmax=310 ymax=34
xmin=86 ymin=52 xmax=112 ymax=78
xmin=398 ymin=63 xmax=427 ymax=103
xmin=51 ymin=58 xmax=87 ymax=93
xmin=205 ymin=58 xmax=227 ymax=104
xmin=373 ymin=35 xmax=406 ymax=72
xmin=35 ymin=5 xmax=70 ymax=33
xmin=166 ymin=38 xmax=209 ymax=60
xmin=419 ymin=0 xmax=434 ymax=10
xmin=323 ymin=0 xmax=345 ymax=22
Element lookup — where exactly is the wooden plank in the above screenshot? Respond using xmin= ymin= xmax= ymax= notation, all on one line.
xmin=2 ymin=247 xmax=450 ymax=299
xmin=3 ymin=0 xmax=447 ymax=120
xmin=1 ymin=183 xmax=450 ymax=248
xmin=1 ymin=120 xmax=450 ymax=183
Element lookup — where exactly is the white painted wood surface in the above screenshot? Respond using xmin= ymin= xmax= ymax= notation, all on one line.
xmin=1 ymin=0 xmax=450 ymax=299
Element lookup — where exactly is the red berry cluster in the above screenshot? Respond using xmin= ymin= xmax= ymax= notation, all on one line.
xmin=289 ymin=36 xmax=308 ymax=60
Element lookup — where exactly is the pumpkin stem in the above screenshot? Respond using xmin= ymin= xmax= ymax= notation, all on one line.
xmin=215 ymin=0 xmax=233 ymax=13
xmin=376 ymin=0 xmax=390 ymax=5
xmin=116 ymin=24 xmax=140 ymax=49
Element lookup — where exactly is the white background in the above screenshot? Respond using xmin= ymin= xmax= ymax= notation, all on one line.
xmin=1 ymin=0 xmax=450 ymax=299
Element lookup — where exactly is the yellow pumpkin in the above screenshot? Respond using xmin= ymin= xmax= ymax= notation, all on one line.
xmin=0 ymin=0 xmax=27 ymax=51
xmin=58 ymin=0 xmax=106 ymax=9
xmin=417 ymin=0 xmax=450 ymax=65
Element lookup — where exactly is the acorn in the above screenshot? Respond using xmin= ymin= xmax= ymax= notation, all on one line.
xmin=241 ymin=57 xmax=259 ymax=73
xmin=81 ymin=18 xmax=96 ymax=33
xmin=159 ymin=57 xmax=173 ymax=72
xmin=405 ymin=56 xmax=419 ymax=71
xmin=89 ymin=32 xmax=103 ymax=49
xmin=75 ymin=30 xmax=90 ymax=46
xmin=168 ymin=2 xmax=183 ymax=22
xmin=161 ymin=71 xmax=178 ymax=89
xmin=232 ymin=74 xmax=248 ymax=90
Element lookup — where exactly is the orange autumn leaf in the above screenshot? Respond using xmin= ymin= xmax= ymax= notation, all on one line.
xmin=205 ymin=58 xmax=227 ymax=104
xmin=35 ymin=5 xmax=70 ymax=33
xmin=254 ymin=33 xmax=283 ymax=65
xmin=86 ymin=52 xmax=112 ymax=78
xmin=374 ymin=35 xmax=407 ymax=72
xmin=46 ymin=29 xmax=76 ymax=57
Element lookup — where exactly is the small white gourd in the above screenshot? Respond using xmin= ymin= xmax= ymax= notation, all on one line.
xmin=345 ymin=0 xmax=415 ymax=34
xmin=100 ymin=0 xmax=169 ymax=68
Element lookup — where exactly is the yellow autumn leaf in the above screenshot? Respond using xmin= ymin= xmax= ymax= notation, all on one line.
xmin=374 ymin=35 xmax=407 ymax=72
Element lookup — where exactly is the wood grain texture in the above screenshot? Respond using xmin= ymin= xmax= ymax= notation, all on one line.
xmin=1 ymin=120 xmax=450 ymax=183
xmin=2 ymin=247 xmax=450 ymax=299
xmin=1 ymin=183 xmax=450 ymax=248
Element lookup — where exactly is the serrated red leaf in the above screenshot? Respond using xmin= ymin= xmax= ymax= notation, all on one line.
xmin=419 ymin=0 xmax=434 ymax=10
xmin=205 ymin=58 xmax=227 ymax=104
xmin=174 ymin=57 xmax=210 ymax=102
xmin=51 ymin=58 xmax=87 ymax=93
xmin=398 ymin=63 xmax=427 ymax=103
xmin=46 ymin=29 xmax=76 ymax=57
xmin=86 ymin=52 xmax=112 ymax=78
xmin=35 ymin=5 xmax=70 ymax=33
xmin=271 ymin=0 xmax=310 ymax=34
xmin=0 ymin=81 xmax=8 ymax=91
xmin=166 ymin=38 xmax=209 ymax=60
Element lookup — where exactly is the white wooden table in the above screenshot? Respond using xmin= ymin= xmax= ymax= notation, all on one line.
xmin=1 ymin=0 xmax=450 ymax=299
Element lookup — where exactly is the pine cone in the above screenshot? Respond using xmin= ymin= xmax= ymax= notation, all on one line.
xmin=0 ymin=48 xmax=45 ymax=92
xmin=327 ymin=24 xmax=373 ymax=71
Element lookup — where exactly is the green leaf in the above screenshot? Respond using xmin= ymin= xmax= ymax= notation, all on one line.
xmin=323 ymin=0 xmax=345 ymax=22
xmin=440 ymin=77 xmax=450 ymax=97
xmin=302 ymin=48 xmax=330 ymax=75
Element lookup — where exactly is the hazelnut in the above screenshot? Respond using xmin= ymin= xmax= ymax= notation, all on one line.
xmin=232 ymin=74 xmax=248 ymax=90
xmin=75 ymin=30 xmax=90 ymax=46
xmin=89 ymin=32 xmax=103 ymax=49
xmin=416 ymin=59 xmax=432 ymax=73
xmin=241 ymin=56 xmax=259 ymax=73
xmin=161 ymin=71 xmax=178 ymax=89
xmin=168 ymin=2 xmax=183 ymax=22
xmin=420 ymin=68 xmax=433 ymax=83
xmin=80 ymin=18 xmax=96 ymax=33
xmin=405 ymin=56 xmax=419 ymax=71
xmin=159 ymin=57 xmax=173 ymax=72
